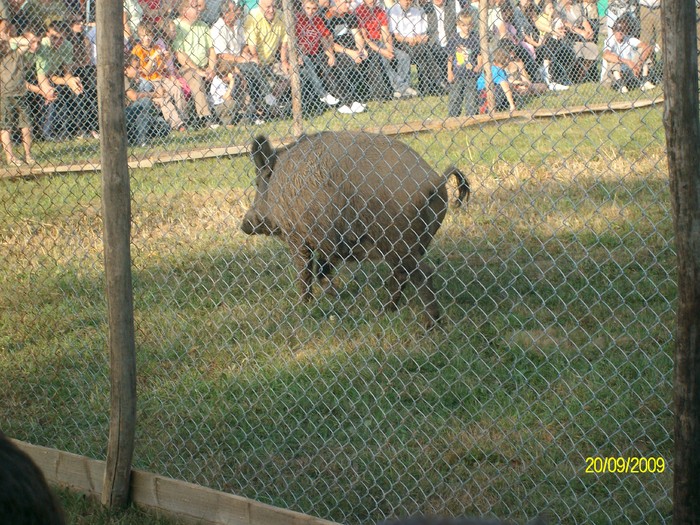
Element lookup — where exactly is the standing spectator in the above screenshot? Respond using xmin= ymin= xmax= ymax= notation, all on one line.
xmin=211 ymin=0 xmax=271 ymax=120
xmin=295 ymin=0 xmax=340 ymax=109
xmin=389 ymin=0 xmax=444 ymax=94
xmin=35 ymin=21 xmax=91 ymax=140
xmin=1 ymin=28 xmax=39 ymax=166
xmin=244 ymin=0 xmax=291 ymax=115
xmin=132 ymin=21 xmax=187 ymax=130
xmin=425 ymin=0 xmax=460 ymax=87
xmin=68 ymin=17 xmax=99 ymax=137
xmin=173 ymin=0 xmax=217 ymax=127
xmin=356 ymin=0 xmax=415 ymax=98
xmin=446 ymin=9 xmax=480 ymax=116
xmin=602 ymin=16 xmax=655 ymax=92
xmin=325 ymin=0 xmax=373 ymax=111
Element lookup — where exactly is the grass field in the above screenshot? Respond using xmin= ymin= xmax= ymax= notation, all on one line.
xmin=0 ymin=99 xmax=674 ymax=524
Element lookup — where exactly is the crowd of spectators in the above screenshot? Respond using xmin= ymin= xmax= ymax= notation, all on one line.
xmin=0 ymin=0 xmax=662 ymax=160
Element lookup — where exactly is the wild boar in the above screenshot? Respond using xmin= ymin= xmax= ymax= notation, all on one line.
xmin=241 ymin=131 xmax=469 ymax=328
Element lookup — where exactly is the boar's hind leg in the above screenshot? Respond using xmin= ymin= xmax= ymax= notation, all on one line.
xmin=291 ymin=244 xmax=315 ymax=303
xmin=385 ymin=257 xmax=440 ymax=329
xmin=412 ymin=262 xmax=440 ymax=329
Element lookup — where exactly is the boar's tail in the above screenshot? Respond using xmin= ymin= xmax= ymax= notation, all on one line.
xmin=252 ymin=135 xmax=276 ymax=171
xmin=444 ymin=166 xmax=470 ymax=207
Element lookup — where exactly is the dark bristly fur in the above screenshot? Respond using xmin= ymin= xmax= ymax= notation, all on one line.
xmin=0 ymin=432 xmax=66 ymax=525
xmin=241 ymin=131 xmax=470 ymax=328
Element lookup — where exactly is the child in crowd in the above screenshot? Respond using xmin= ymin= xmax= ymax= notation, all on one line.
xmin=0 ymin=24 xmax=39 ymax=167
xmin=477 ymin=45 xmax=517 ymax=113
xmin=446 ymin=10 xmax=481 ymax=117
xmin=209 ymin=63 xmax=245 ymax=125
xmin=132 ymin=21 xmax=187 ymax=131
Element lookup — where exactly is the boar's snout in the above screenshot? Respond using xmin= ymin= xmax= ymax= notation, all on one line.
xmin=241 ymin=208 xmax=276 ymax=235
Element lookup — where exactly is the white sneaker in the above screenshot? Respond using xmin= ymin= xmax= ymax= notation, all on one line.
xmin=320 ymin=93 xmax=339 ymax=105
xmin=350 ymin=101 xmax=366 ymax=113
xmin=264 ymin=94 xmax=277 ymax=106
xmin=548 ymin=82 xmax=570 ymax=92
xmin=640 ymin=81 xmax=656 ymax=92
xmin=403 ymin=87 xmax=418 ymax=97
xmin=338 ymin=104 xmax=353 ymax=114
xmin=393 ymin=91 xmax=403 ymax=98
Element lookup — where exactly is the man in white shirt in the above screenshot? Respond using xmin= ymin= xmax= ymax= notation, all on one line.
xmin=388 ymin=0 xmax=442 ymax=94
xmin=211 ymin=0 xmax=271 ymax=118
xmin=602 ymin=17 xmax=655 ymax=92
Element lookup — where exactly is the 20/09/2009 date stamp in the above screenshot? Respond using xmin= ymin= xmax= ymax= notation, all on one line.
xmin=585 ymin=457 xmax=665 ymax=474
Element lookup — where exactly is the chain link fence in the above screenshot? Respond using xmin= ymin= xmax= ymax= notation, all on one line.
xmin=0 ymin=0 xmax=678 ymax=522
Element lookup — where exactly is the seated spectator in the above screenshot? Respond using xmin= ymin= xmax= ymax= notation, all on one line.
xmin=356 ymin=0 xmax=416 ymax=98
xmin=513 ymin=0 xmax=546 ymax=79
xmin=244 ymin=0 xmax=292 ymax=117
xmin=389 ymin=0 xmax=443 ymax=95
xmin=124 ymin=55 xmax=171 ymax=145
xmin=211 ymin=0 xmax=271 ymax=120
xmin=501 ymin=41 xmax=548 ymax=98
xmin=35 ymin=21 xmax=92 ymax=140
xmin=477 ymin=45 xmax=517 ymax=112
xmin=325 ymin=0 xmax=373 ymax=112
xmin=295 ymin=0 xmax=341 ymax=110
xmin=209 ymin=62 xmax=245 ymax=125
xmin=425 ymin=0 xmax=460 ymax=89
xmin=494 ymin=0 xmax=539 ymax=82
xmin=132 ymin=21 xmax=187 ymax=130
xmin=535 ymin=0 xmax=573 ymax=89
xmin=557 ymin=0 xmax=598 ymax=82
xmin=446 ymin=9 xmax=481 ymax=116
xmin=172 ymin=0 xmax=218 ymax=128
xmin=602 ymin=17 xmax=655 ymax=92
xmin=1 ymin=26 xmax=39 ymax=166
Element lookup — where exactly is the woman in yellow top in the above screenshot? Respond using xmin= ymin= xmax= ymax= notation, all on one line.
xmin=131 ymin=21 xmax=187 ymax=131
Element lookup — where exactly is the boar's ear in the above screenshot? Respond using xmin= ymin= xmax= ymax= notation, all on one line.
xmin=252 ymin=135 xmax=277 ymax=175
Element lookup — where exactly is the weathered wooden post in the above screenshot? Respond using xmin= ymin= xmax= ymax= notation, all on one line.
xmin=97 ymin=0 xmax=137 ymax=509
xmin=282 ymin=0 xmax=305 ymax=137
xmin=661 ymin=1 xmax=700 ymax=523
xmin=478 ymin=0 xmax=494 ymax=113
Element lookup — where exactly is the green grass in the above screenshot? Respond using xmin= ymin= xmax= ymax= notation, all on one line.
xmin=56 ymin=489 xmax=182 ymax=525
xmin=0 ymin=102 xmax=673 ymax=525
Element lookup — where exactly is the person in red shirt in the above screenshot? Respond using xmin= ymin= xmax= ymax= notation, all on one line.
xmin=295 ymin=0 xmax=340 ymax=108
xmin=355 ymin=0 xmax=414 ymax=98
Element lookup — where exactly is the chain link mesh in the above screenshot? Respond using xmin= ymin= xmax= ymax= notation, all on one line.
xmin=0 ymin=0 xmax=678 ymax=522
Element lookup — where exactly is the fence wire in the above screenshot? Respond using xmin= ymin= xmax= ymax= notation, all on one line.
xmin=0 ymin=0 xmax=679 ymax=523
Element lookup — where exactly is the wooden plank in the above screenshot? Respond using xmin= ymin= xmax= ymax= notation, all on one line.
xmin=11 ymin=441 xmax=341 ymax=525
xmin=0 ymin=97 xmax=665 ymax=181
xmin=12 ymin=440 xmax=105 ymax=496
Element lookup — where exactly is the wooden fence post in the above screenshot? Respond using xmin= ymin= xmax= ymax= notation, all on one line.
xmin=478 ymin=0 xmax=494 ymax=113
xmin=97 ymin=0 xmax=138 ymax=509
xmin=661 ymin=1 xmax=700 ymax=524
xmin=282 ymin=0 xmax=305 ymax=138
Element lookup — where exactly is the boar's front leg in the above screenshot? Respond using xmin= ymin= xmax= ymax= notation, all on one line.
xmin=291 ymin=243 xmax=315 ymax=303
xmin=316 ymin=258 xmax=338 ymax=297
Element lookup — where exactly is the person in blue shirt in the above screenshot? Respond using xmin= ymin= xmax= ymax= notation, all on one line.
xmin=477 ymin=45 xmax=516 ymax=112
